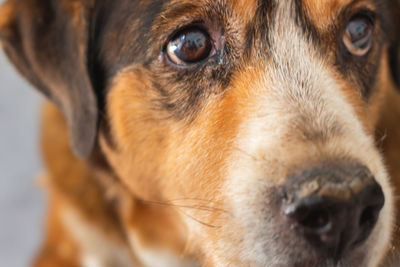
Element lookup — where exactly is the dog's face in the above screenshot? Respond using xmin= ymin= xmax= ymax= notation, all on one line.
xmin=1 ymin=0 xmax=400 ymax=266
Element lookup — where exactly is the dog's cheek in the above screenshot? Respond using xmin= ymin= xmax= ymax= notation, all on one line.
xmin=337 ymin=77 xmax=382 ymax=136
xmin=103 ymin=69 xmax=235 ymax=199
xmin=102 ymin=70 xmax=170 ymax=200
xmin=364 ymin=53 xmax=395 ymax=131
xmin=338 ymin=51 xmax=396 ymax=138
xmin=102 ymin=68 xmax=251 ymax=260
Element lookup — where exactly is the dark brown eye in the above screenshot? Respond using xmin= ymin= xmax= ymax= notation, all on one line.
xmin=166 ymin=27 xmax=212 ymax=65
xmin=343 ymin=16 xmax=374 ymax=56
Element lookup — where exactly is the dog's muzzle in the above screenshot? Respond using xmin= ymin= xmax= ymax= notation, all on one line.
xmin=280 ymin=163 xmax=384 ymax=260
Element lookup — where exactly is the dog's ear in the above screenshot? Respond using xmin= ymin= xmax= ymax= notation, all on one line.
xmin=389 ymin=0 xmax=400 ymax=89
xmin=0 ymin=0 xmax=98 ymax=158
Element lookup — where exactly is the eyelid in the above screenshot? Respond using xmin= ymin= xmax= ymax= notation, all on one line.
xmin=343 ymin=7 xmax=378 ymax=30
xmin=352 ymin=10 xmax=377 ymax=24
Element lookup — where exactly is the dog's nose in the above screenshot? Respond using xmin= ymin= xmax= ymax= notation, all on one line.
xmin=281 ymin=163 xmax=384 ymax=258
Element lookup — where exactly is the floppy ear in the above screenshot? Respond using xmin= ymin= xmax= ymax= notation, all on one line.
xmin=0 ymin=0 xmax=98 ymax=158
xmin=389 ymin=0 xmax=400 ymax=89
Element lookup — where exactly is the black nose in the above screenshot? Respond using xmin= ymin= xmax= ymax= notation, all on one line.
xmin=282 ymin=163 xmax=384 ymax=259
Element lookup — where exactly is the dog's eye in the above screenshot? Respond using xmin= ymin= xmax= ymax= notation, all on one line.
xmin=343 ymin=16 xmax=374 ymax=56
xmin=166 ymin=27 xmax=212 ymax=65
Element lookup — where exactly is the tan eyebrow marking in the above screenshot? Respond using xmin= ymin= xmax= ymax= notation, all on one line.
xmin=302 ymin=0 xmax=377 ymax=31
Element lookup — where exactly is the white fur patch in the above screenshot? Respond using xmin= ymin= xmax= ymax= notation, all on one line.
xmin=62 ymin=209 xmax=134 ymax=267
xmin=127 ymin=231 xmax=198 ymax=267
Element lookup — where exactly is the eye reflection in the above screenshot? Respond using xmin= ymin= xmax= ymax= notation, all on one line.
xmin=166 ymin=27 xmax=212 ymax=65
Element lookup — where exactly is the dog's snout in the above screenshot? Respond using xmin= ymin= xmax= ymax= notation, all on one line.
xmin=281 ymin=163 xmax=385 ymax=259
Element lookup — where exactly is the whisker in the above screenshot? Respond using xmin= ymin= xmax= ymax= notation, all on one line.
xmin=137 ymin=198 xmax=227 ymax=228
xmin=173 ymin=207 xmax=221 ymax=228
xmin=162 ymin=197 xmax=223 ymax=205
xmin=232 ymin=145 xmax=262 ymax=162
xmin=150 ymin=201 xmax=228 ymax=213
xmin=141 ymin=199 xmax=230 ymax=214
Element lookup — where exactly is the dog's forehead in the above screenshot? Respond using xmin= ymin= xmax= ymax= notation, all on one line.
xmin=158 ymin=0 xmax=377 ymax=19
xmin=152 ymin=0 xmax=380 ymax=36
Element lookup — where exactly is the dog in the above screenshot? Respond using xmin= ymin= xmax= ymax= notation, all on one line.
xmin=1 ymin=0 xmax=400 ymax=266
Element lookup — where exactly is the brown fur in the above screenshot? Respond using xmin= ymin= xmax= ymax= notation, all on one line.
xmin=377 ymin=80 xmax=400 ymax=263
xmin=34 ymin=191 xmax=80 ymax=267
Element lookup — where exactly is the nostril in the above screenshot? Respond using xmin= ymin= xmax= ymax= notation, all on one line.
xmin=356 ymin=181 xmax=384 ymax=237
xmin=299 ymin=208 xmax=331 ymax=232
xmin=352 ymin=203 xmax=382 ymax=246
xmin=359 ymin=205 xmax=377 ymax=228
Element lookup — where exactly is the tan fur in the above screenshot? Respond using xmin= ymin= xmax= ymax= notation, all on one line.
xmin=102 ymin=68 xmax=241 ymax=264
xmin=33 ymin=191 xmax=80 ymax=267
xmin=338 ymin=55 xmax=390 ymax=135
xmin=35 ymin=103 xmax=134 ymax=266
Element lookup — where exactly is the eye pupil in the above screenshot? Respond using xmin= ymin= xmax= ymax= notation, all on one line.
xmin=167 ymin=28 xmax=212 ymax=65
xmin=343 ymin=17 xmax=373 ymax=56
xmin=348 ymin=20 xmax=369 ymax=44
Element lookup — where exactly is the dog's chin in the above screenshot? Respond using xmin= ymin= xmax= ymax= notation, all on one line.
xmin=286 ymin=250 xmax=367 ymax=267
xmin=207 ymin=249 xmax=368 ymax=267
xmin=263 ymin=248 xmax=366 ymax=267
xmin=237 ymin=247 xmax=368 ymax=267
xmin=290 ymin=241 xmax=370 ymax=267
xmin=209 ymin=230 xmax=374 ymax=267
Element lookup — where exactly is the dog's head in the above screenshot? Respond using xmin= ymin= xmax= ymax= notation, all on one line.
xmin=1 ymin=0 xmax=400 ymax=266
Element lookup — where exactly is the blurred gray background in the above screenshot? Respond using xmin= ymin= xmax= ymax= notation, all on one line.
xmin=0 ymin=5 xmax=46 ymax=265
